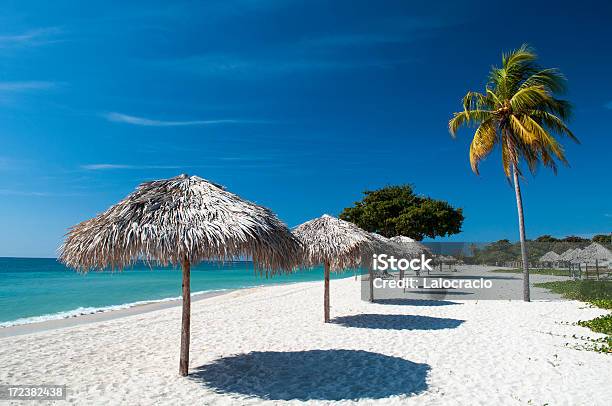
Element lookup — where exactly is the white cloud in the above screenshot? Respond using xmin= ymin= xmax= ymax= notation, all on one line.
xmin=0 ymin=189 xmax=49 ymax=197
xmin=162 ymin=54 xmax=411 ymax=77
xmin=0 ymin=81 xmax=56 ymax=92
xmin=0 ymin=27 xmax=62 ymax=48
xmin=104 ymin=112 xmax=261 ymax=127
xmin=81 ymin=164 xmax=182 ymax=170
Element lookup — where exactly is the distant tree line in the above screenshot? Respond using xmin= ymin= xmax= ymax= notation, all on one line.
xmin=467 ymin=234 xmax=611 ymax=265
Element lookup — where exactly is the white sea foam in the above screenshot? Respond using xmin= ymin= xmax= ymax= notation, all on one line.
xmin=0 ymin=290 xmax=227 ymax=328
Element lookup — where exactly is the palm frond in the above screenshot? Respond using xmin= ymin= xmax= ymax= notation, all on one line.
xmin=509 ymin=115 xmax=539 ymax=145
xmin=529 ymin=110 xmax=579 ymax=143
xmin=510 ymin=86 xmax=552 ymax=112
xmin=462 ymin=91 xmax=490 ymax=111
xmin=520 ymin=68 xmax=567 ymax=93
xmin=521 ymin=115 xmax=566 ymax=162
xmin=502 ymin=44 xmax=536 ymax=69
xmin=500 ymin=135 xmax=513 ymax=178
xmin=469 ymin=120 xmax=498 ymax=174
xmin=449 ymin=110 xmax=494 ymax=136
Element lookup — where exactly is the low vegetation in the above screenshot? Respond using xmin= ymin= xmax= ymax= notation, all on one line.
xmin=578 ymin=314 xmax=612 ymax=335
xmin=535 ymin=280 xmax=612 ymax=353
xmin=492 ymin=268 xmax=571 ymax=277
xmin=534 ymin=280 xmax=612 ymax=305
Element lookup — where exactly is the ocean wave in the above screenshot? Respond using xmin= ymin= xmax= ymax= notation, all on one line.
xmin=0 ymin=289 xmax=228 ymax=328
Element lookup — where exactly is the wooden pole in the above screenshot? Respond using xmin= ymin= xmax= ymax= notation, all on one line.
xmin=324 ymin=261 xmax=330 ymax=323
xmin=596 ymin=259 xmax=600 ymax=280
xmin=369 ymin=268 xmax=374 ymax=303
xmin=179 ymin=258 xmax=191 ymax=376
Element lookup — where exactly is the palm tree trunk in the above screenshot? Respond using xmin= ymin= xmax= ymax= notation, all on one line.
xmin=179 ymin=258 xmax=191 ymax=376
xmin=512 ymin=165 xmax=530 ymax=302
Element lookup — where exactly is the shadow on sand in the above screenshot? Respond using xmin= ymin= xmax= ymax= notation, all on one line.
xmin=374 ymin=298 xmax=461 ymax=306
xmin=191 ymin=349 xmax=430 ymax=401
xmin=333 ymin=314 xmax=464 ymax=330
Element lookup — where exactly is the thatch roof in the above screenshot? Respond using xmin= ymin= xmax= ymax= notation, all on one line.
xmin=559 ymin=248 xmax=580 ymax=262
xmin=436 ymin=255 xmax=457 ymax=263
xmin=567 ymin=249 xmax=585 ymax=264
xmin=390 ymin=235 xmax=430 ymax=256
xmin=573 ymin=243 xmax=612 ymax=265
xmin=539 ymin=251 xmax=561 ymax=262
xmin=59 ymin=175 xmax=301 ymax=273
xmin=292 ymin=215 xmax=373 ymax=272
xmin=369 ymin=232 xmax=405 ymax=256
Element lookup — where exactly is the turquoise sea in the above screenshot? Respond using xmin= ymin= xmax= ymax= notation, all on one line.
xmin=0 ymin=257 xmax=345 ymax=327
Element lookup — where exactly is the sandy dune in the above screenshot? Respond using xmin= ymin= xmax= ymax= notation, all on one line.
xmin=1 ymin=269 xmax=611 ymax=405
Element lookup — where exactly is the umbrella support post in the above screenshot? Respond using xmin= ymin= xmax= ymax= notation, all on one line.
xmin=369 ymin=268 xmax=374 ymax=303
xmin=324 ymin=262 xmax=330 ymax=323
xmin=179 ymin=258 xmax=191 ymax=376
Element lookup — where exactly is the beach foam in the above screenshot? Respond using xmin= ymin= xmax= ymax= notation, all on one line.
xmin=0 ymin=290 xmax=226 ymax=328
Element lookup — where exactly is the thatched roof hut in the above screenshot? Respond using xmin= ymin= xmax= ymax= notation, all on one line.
xmin=559 ymin=248 xmax=580 ymax=262
xmin=436 ymin=255 xmax=457 ymax=263
xmin=567 ymin=249 xmax=586 ymax=264
xmin=59 ymin=174 xmax=301 ymax=376
xmin=369 ymin=232 xmax=406 ymax=261
xmin=390 ymin=235 xmax=430 ymax=256
xmin=539 ymin=251 xmax=561 ymax=263
xmin=574 ymin=243 xmax=612 ymax=266
xmin=293 ymin=214 xmax=373 ymax=321
xmin=60 ymin=174 xmax=300 ymax=272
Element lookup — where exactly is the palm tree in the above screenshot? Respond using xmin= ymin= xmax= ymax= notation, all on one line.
xmin=449 ymin=44 xmax=578 ymax=301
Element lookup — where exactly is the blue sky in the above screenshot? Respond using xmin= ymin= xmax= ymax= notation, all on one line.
xmin=1 ymin=0 xmax=610 ymax=257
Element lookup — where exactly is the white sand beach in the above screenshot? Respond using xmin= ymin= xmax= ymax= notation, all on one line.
xmin=2 ymin=267 xmax=611 ymax=405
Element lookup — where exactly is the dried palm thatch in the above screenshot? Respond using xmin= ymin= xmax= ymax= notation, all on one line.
xmin=567 ymin=249 xmax=586 ymax=264
xmin=367 ymin=232 xmax=405 ymax=263
xmin=436 ymin=255 xmax=457 ymax=263
xmin=293 ymin=214 xmax=374 ymax=321
xmin=390 ymin=235 xmax=431 ymax=256
xmin=574 ymin=243 xmax=612 ymax=266
xmin=559 ymin=248 xmax=579 ymax=262
xmin=539 ymin=251 xmax=561 ymax=262
xmin=59 ymin=174 xmax=301 ymax=377
xmin=60 ymin=174 xmax=300 ymax=273
xmin=293 ymin=214 xmax=373 ymax=271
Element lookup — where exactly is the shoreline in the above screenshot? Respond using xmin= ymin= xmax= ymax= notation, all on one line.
xmin=1 ymin=266 xmax=566 ymax=339
xmin=0 ymin=289 xmax=237 ymax=338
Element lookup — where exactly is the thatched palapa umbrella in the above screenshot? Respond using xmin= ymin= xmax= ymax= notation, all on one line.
xmin=559 ymin=248 xmax=579 ymax=262
xmin=59 ymin=174 xmax=301 ymax=376
xmin=539 ymin=251 xmax=560 ymax=268
xmin=293 ymin=215 xmax=373 ymax=322
xmin=391 ymin=235 xmax=432 ymax=272
xmin=539 ymin=251 xmax=561 ymax=263
xmin=573 ymin=243 xmax=611 ymax=278
xmin=367 ymin=232 xmax=408 ymax=300
xmin=390 ymin=235 xmax=431 ymax=256
xmin=575 ymin=243 xmax=612 ymax=265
